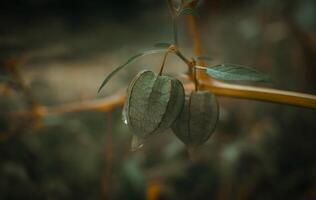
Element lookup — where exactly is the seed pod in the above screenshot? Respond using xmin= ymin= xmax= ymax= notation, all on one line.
xmin=171 ymin=91 xmax=219 ymax=147
xmin=123 ymin=70 xmax=185 ymax=139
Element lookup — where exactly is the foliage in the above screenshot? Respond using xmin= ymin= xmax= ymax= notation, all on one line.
xmin=204 ymin=64 xmax=271 ymax=82
xmin=1 ymin=0 xmax=315 ymax=199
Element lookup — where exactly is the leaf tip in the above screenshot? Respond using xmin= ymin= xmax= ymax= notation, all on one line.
xmin=97 ymin=82 xmax=106 ymax=93
xmin=97 ymin=87 xmax=102 ymax=94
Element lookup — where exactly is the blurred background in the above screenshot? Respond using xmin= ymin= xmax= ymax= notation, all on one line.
xmin=0 ymin=0 xmax=316 ymax=199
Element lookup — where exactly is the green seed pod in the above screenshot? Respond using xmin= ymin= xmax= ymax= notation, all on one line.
xmin=123 ymin=70 xmax=185 ymax=139
xmin=171 ymin=91 xmax=219 ymax=147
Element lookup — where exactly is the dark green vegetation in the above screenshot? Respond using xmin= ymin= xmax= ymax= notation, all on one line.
xmin=1 ymin=0 xmax=316 ymax=199
xmin=123 ymin=70 xmax=184 ymax=139
xmin=172 ymin=91 xmax=219 ymax=147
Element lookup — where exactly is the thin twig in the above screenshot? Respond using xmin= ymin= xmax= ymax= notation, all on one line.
xmin=170 ymin=45 xmax=191 ymax=65
xmin=185 ymin=5 xmax=212 ymax=83
xmin=46 ymin=94 xmax=125 ymax=114
xmin=167 ymin=0 xmax=179 ymax=46
xmin=159 ymin=51 xmax=169 ymax=75
xmin=193 ymin=66 xmax=198 ymax=91
xmin=166 ymin=0 xmax=176 ymax=16
xmin=173 ymin=18 xmax=179 ymax=47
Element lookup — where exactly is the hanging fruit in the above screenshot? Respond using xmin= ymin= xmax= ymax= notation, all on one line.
xmin=123 ymin=70 xmax=185 ymax=139
xmin=171 ymin=91 xmax=219 ymax=147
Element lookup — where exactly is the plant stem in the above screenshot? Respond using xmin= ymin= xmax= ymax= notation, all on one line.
xmin=173 ymin=18 xmax=179 ymax=47
xmin=167 ymin=0 xmax=179 ymax=47
xmin=10 ymin=81 xmax=316 ymax=118
xmin=166 ymin=0 xmax=176 ymax=15
xmin=200 ymin=80 xmax=316 ymax=109
xmin=184 ymin=6 xmax=316 ymax=109
xmin=168 ymin=45 xmax=191 ymax=66
xmin=185 ymin=8 xmax=213 ymax=83
xmin=5 ymin=81 xmax=315 ymax=141
xmin=4 ymin=1 xmax=316 ymax=141
xmin=193 ymin=66 xmax=198 ymax=91
xmin=186 ymin=16 xmax=206 ymax=68
xmin=47 ymin=94 xmax=125 ymax=114
xmin=159 ymin=51 xmax=169 ymax=75
xmin=170 ymin=46 xmax=201 ymax=91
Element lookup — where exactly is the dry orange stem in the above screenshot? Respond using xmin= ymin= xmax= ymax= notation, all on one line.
xmin=201 ymin=81 xmax=316 ymax=108
xmin=5 ymin=4 xmax=316 ymax=121
xmin=46 ymin=94 xmax=125 ymax=114
xmin=186 ymin=7 xmax=211 ymax=84
xmin=26 ymin=82 xmax=316 ymax=118
xmin=185 ymin=7 xmax=316 ymax=109
xmin=186 ymin=15 xmax=206 ymax=67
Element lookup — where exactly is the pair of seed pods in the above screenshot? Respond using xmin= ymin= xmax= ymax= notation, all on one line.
xmin=123 ymin=70 xmax=219 ymax=148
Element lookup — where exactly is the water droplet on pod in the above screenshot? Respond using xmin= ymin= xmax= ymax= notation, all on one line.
xmin=122 ymin=98 xmax=129 ymax=125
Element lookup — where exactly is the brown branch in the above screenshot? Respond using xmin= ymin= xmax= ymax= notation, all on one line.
xmin=200 ymin=80 xmax=316 ymax=109
xmin=2 ymin=77 xmax=314 ymax=142
xmin=5 ymin=2 xmax=316 ymax=131
xmin=184 ymin=5 xmax=316 ymax=109
xmin=11 ymin=81 xmax=316 ymax=121
xmin=42 ymin=94 xmax=125 ymax=115
xmin=186 ymin=15 xmax=206 ymax=67
xmin=185 ymin=5 xmax=215 ymax=87
xmin=28 ymin=3 xmax=316 ymax=114
xmin=159 ymin=51 xmax=170 ymax=75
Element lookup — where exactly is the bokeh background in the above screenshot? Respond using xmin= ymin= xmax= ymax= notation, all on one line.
xmin=1 ymin=0 xmax=316 ymax=199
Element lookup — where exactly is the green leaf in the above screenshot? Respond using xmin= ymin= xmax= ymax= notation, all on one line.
xmin=179 ymin=8 xmax=198 ymax=17
xmin=153 ymin=42 xmax=172 ymax=48
xmin=205 ymin=64 xmax=271 ymax=82
xmin=98 ymin=49 xmax=167 ymax=93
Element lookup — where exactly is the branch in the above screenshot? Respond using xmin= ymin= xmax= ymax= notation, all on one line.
xmin=12 ymin=94 xmax=126 ymax=117
xmin=46 ymin=94 xmax=125 ymax=114
xmin=2 ymin=78 xmax=314 ymax=142
xmin=184 ymin=4 xmax=316 ymax=109
xmin=185 ymin=9 xmax=211 ymax=83
xmin=200 ymin=80 xmax=316 ymax=109
xmin=167 ymin=0 xmax=179 ymax=46
xmin=3 ymin=1 xmax=315 ymax=143
xmin=12 ymin=81 xmax=316 ymax=121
